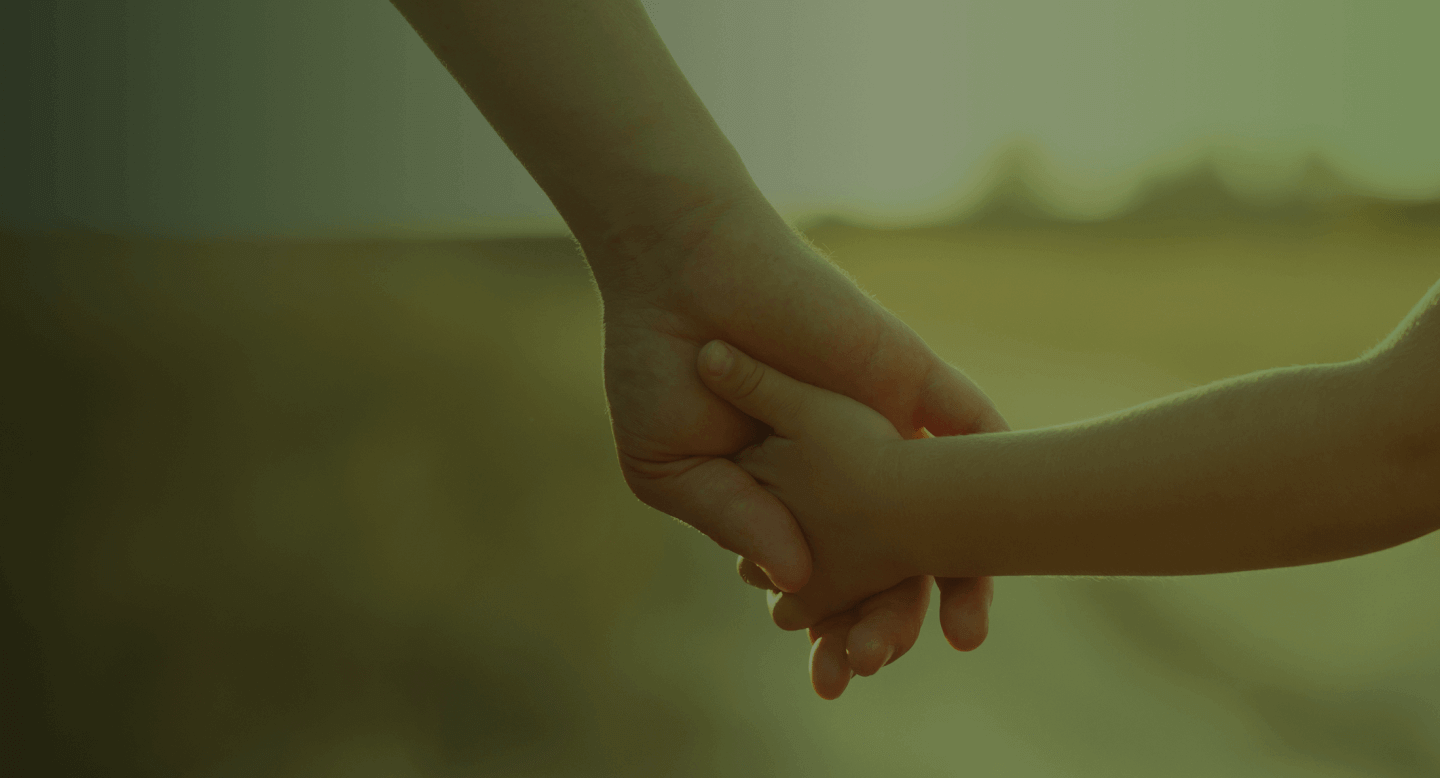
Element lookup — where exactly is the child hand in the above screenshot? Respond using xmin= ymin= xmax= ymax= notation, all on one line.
xmin=696 ymin=340 xmax=923 ymax=636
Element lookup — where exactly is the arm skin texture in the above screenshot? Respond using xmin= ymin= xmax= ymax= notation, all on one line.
xmin=386 ymin=0 xmax=759 ymax=270
xmin=896 ymin=279 xmax=1440 ymax=578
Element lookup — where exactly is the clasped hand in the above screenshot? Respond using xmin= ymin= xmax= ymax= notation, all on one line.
xmin=594 ymin=194 xmax=1006 ymax=699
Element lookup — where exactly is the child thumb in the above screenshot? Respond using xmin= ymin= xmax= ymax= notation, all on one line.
xmin=697 ymin=340 xmax=811 ymax=437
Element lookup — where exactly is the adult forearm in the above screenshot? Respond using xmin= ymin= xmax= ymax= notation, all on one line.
xmin=390 ymin=0 xmax=763 ymax=270
xmin=900 ymin=354 xmax=1438 ymax=577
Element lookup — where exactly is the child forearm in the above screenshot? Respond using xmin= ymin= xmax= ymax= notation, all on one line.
xmin=898 ymin=282 xmax=1440 ymax=577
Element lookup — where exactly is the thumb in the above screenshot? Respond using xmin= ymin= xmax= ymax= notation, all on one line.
xmin=917 ymin=361 xmax=1009 ymax=436
xmin=696 ymin=340 xmax=817 ymax=438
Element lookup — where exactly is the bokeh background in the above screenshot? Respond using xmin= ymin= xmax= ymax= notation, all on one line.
xmin=4 ymin=0 xmax=1440 ymax=776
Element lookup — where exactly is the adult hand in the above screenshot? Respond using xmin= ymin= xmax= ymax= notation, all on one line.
xmin=388 ymin=0 xmax=1005 ymax=699
xmin=593 ymin=193 xmax=1008 ymax=699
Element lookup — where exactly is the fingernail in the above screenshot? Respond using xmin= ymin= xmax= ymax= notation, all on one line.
xmin=702 ymin=341 xmax=733 ymax=377
xmin=758 ymin=561 xmax=798 ymax=594
xmin=852 ymin=639 xmax=893 ymax=677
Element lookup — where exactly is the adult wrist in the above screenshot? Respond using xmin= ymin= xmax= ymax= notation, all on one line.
xmin=582 ymin=185 xmax=779 ymax=300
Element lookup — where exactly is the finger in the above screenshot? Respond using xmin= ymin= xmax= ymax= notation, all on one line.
xmin=844 ymin=575 xmax=932 ymax=677
xmin=627 ymin=455 xmax=811 ymax=592
xmin=768 ymin=588 xmax=830 ymax=632
xmin=732 ymin=437 xmax=789 ymax=486
xmin=737 ymin=556 xmax=779 ymax=592
xmin=916 ymin=361 xmax=1009 ymax=437
xmin=935 ymin=576 xmax=993 ymax=652
xmin=696 ymin=340 xmax=823 ymax=439
xmin=808 ymin=611 xmax=860 ymax=700
xmin=765 ymin=589 xmax=825 ymax=632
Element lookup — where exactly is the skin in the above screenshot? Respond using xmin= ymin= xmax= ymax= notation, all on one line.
xmin=697 ymin=278 xmax=1440 ymax=588
xmin=388 ymin=0 xmax=1007 ymax=698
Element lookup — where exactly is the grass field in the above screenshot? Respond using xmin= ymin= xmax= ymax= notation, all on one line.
xmin=3 ymin=204 xmax=1439 ymax=776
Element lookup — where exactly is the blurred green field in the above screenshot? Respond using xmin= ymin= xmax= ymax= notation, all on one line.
xmin=3 ymin=204 xmax=1439 ymax=776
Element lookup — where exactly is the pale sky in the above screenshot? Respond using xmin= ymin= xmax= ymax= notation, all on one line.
xmin=4 ymin=0 xmax=1438 ymax=237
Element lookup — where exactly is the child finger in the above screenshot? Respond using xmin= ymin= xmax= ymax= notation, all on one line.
xmin=696 ymin=340 xmax=819 ymax=438
xmin=731 ymin=440 xmax=779 ymax=485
